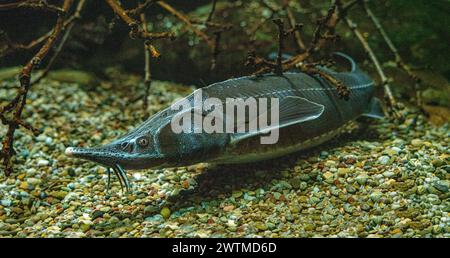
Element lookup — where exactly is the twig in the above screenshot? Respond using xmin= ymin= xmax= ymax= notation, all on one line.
xmin=210 ymin=30 xmax=221 ymax=71
xmin=104 ymin=0 xmax=175 ymax=41
xmin=361 ymin=0 xmax=422 ymax=106
xmin=140 ymin=12 xmax=152 ymax=116
xmin=1 ymin=4 xmax=91 ymax=58
xmin=206 ymin=0 xmax=217 ymax=23
xmin=126 ymin=0 xmax=154 ymax=17
xmin=1 ymin=0 xmax=74 ymax=176
xmin=33 ymin=0 xmax=86 ymax=85
xmin=296 ymin=63 xmax=350 ymax=99
xmin=273 ymin=18 xmax=285 ymax=76
xmin=251 ymin=1 xmax=340 ymax=75
xmin=156 ymin=1 xmax=213 ymax=48
xmin=343 ymin=16 xmax=401 ymax=119
xmin=0 ymin=0 xmax=65 ymax=15
xmin=0 ymin=30 xmax=48 ymax=57
xmin=285 ymin=5 xmax=306 ymax=52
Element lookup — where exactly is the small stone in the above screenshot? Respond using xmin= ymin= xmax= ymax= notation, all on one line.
xmin=431 ymin=159 xmax=444 ymax=167
xmin=108 ymin=216 xmax=120 ymax=224
xmin=355 ymin=173 xmax=368 ymax=185
xmin=0 ymin=199 xmax=12 ymax=207
xmin=325 ymin=160 xmax=336 ymax=167
xmin=67 ymin=168 xmax=76 ymax=177
xmin=92 ymin=210 xmax=104 ymax=220
xmin=19 ymin=181 xmax=29 ymax=190
xmin=337 ymin=168 xmax=351 ymax=176
xmin=254 ymin=222 xmax=267 ymax=231
xmin=290 ymin=178 xmax=302 ymax=189
xmin=67 ymin=183 xmax=76 ymax=190
xmin=181 ymin=180 xmax=190 ymax=189
xmin=37 ymin=159 xmax=50 ymax=167
xmin=370 ymin=191 xmax=382 ymax=202
xmin=232 ymin=190 xmax=243 ymax=198
xmin=323 ymin=171 xmax=334 ymax=180
xmin=433 ymin=180 xmax=449 ymax=193
xmin=144 ymin=205 xmax=158 ymax=215
xmin=299 ymin=174 xmax=310 ymax=181
xmin=227 ymin=220 xmax=236 ymax=228
xmin=144 ymin=215 xmax=164 ymax=223
xmin=378 ymin=156 xmax=391 ymax=165
xmin=223 ymin=205 xmax=235 ymax=212
xmin=386 ymin=147 xmax=401 ymax=156
xmin=80 ymin=223 xmax=90 ymax=233
xmin=343 ymin=203 xmax=353 ymax=213
xmin=411 ymin=139 xmax=424 ymax=147
xmin=160 ymin=207 xmax=171 ymax=219
xmin=299 ymin=182 xmax=308 ymax=190
xmin=346 ymin=185 xmax=357 ymax=194
xmin=49 ymin=190 xmax=68 ymax=200
xmin=383 ymin=171 xmax=396 ymax=178
xmin=416 ymin=185 xmax=427 ymax=195
xmin=299 ymin=196 xmax=308 ymax=203
xmin=272 ymin=192 xmax=282 ymax=200
xmin=27 ymin=178 xmax=41 ymax=186
xmin=309 ymin=196 xmax=321 ymax=204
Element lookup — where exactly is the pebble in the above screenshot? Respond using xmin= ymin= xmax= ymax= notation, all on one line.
xmin=322 ymin=171 xmax=335 ymax=183
xmin=254 ymin=222 xmax=268 ymax=231
xmin=355 ymin=173 xmax=368 ymax=185
xmin=370 ymin=191 xmax=382 ymax=202
xmin=92 ymin=210 xmax=104 ymax=220
xmin=383 ymin=171 xmax=396 ymax=178
xmin=272 ymin=192 xmax=282 ymax=200
xmin=378 ymin=156 xmax=391 ymax=165
xmin=0 ymin=199 xmax=12 ymax=207
xmin=325 ymin=160 xmax=336 ymax=167
xmin=223 ymin=205 xmax=235 ymax=212
xmin=337 ymin=168 xmax=351 ymax=176
xmin=433 ymin=180 xmax=449 ymax=193
xmin=232 ymin=191 xmax=243 ymax=198
xmin=160 ymin=207 xmax=171 ymax=219
xmin=411 ymin=139 xmax=424 ymax=147
xmin=49 ymin=191 xmax=68 ymax=200
xmin=290 ymin=178 xmax=302 ymax=189
xmin=37 ymin=159 xmax=50 ymax=167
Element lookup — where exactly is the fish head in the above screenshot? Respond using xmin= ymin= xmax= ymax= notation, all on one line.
xmin=65 ymin=131 xmax=167 ymax=170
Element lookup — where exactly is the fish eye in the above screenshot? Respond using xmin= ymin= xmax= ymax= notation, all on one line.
xmin=137 ymin=136 xmax=150 ymax=147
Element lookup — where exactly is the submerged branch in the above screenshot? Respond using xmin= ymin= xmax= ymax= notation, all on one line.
xmin=1 ymin=0 xmax=74 ymax=176
xmin=156 ymin=1 xmax=213 ymax=48
xmin=361 ymin=0 xmax=422 ymax=106
xmin=343 ymin=16 xmax=401 ymax=119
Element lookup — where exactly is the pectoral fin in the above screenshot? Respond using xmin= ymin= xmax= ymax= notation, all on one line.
xmin=230 ymin=96 xmax=325 ymax=144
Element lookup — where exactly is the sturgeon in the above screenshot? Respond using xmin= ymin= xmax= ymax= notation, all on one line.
xmin=65 ymin=53 xmax=383 ymax=191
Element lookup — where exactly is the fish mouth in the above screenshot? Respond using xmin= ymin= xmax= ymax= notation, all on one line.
xmin=65 ymin=146 xmax=132 ymax=193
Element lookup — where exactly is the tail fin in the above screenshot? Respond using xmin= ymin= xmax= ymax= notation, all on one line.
xmin=361 ymin=97 xmax=385 ymax=119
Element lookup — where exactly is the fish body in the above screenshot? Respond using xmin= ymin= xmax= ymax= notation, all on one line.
xmin=65 ymin=53 xmax=382 ymax=190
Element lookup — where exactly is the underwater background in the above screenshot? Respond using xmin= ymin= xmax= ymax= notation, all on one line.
xmin=0 ymin=0 xmax=449 ymax=237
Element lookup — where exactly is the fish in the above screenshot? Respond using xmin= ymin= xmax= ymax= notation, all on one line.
xmin=65 ymin=53 xmax=383 ymax=192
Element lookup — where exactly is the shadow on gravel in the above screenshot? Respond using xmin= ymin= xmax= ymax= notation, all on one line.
xmin=164 ymin=120 xmax=381 ymax=210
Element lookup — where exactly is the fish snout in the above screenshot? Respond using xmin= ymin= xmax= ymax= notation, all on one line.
xmin=64 ymin=146 xmax=117 ymax=167
xmin=65 ymin=146 xmax=92 ymax=157
xmin=65 ymin=147 xmax=76 ymax=156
